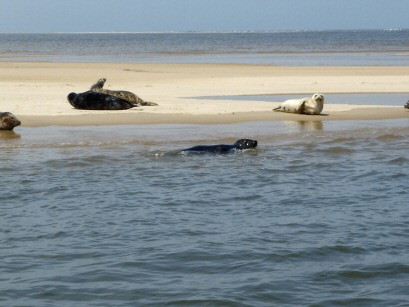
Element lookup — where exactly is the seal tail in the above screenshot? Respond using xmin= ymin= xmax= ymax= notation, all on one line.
xmin=141 ymin=101 xmax=158 ymax=106
xmin=273 ymin=106 xmax=282 ymax=112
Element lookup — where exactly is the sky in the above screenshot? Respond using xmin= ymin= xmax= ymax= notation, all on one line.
xmin=0 ymin=0 xmax=408 ymax=33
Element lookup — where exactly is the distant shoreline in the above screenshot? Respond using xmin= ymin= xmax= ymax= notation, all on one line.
xmin=1 ymin=28 xmax=409 ymax=34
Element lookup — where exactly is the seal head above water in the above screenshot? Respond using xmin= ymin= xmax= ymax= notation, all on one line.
xmin=90 ymin=78 xmax=158 ymax=106
xmin=181 ymin=139 xmax=258 ymax=154
xmin=274 ymin=93 xmax=324 ymax=115
xmin=0 ymin=112 xmax=21 ymax=130
xmin=67 ymin=91 xmax=139 ymax=110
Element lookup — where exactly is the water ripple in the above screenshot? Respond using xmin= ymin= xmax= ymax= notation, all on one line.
xmin=2 ymin=122 xmax=409 ymax=306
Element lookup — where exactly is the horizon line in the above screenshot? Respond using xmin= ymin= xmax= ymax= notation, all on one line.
xmin=0 ymin=28 xmax=408 ymax=35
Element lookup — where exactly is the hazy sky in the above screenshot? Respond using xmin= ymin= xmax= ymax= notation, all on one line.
xmin=1 ymin=0 xmax=408 ymax=33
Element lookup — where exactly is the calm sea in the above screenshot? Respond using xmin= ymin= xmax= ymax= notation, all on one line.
xmin=1 ymin=30 xmax=409 ymax=65
xmin=1 ymin=30 xmax=409 ymax=306
xmin=1 ymin=120 xmax=409 ymax=306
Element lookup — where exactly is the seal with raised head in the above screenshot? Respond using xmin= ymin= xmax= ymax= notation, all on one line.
xmin=90 ymin=78 xmax=158 ymax=106
xmin=67 ymin=91 xmax=139 ymax=110
xmin=181 ymin=139 xmax=258 ymax=154
xmin=274 ymin=93 xmax=324 ymax=115
xmin=0 ymin=112 xmax=21 ymax=130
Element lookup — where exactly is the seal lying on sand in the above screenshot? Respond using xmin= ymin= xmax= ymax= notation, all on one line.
xmin=67 ymin=91 xmax=139 ymax=110
xmin=405 ymin=101 xmax=409 ymax=109
xmin=181 ymin=139 xmax=258 ymax=154
xmin=90 ymin=78 xmax=158 ymax=106
xmin=0 ymin=112 xmax=21 ymax=130
xmin=274 ymin=93 xmax=324 ymax=115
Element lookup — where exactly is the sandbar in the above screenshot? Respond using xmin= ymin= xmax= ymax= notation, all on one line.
xmin=0 ymin=62 xmax=408 ymax=126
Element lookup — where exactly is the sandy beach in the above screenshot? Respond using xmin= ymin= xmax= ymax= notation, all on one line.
xmin=0 ymin=62 xmax=408 ymax=126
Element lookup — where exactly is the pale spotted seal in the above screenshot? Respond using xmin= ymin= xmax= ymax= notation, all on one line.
xmin=181 ymin=139 xmax=258 ymax=154
xmin=274 ymin=93 xmax=324 ymax=115
xmin=90 ymin=78 xmax=158 ymax=106
xmin=67 ymin=91 xmax=139 ymax=110
xmin=0 ymin=112 xmax=21 ymax=130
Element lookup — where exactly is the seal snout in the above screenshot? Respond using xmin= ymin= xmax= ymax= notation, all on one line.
xmin=67 ymin=92 xmax=77 ymax=102
xmin=313 ymin=93 xmax=324 ymax=102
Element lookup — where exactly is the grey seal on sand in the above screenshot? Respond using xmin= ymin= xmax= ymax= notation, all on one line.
xmin=90 ymin=78 xmax=158 ymax=106
xmin=181 ymin=139 xmax=258 ymax=154
xmin=0 ymin=112 xmax=21 ymax=130
xmin=67 ymin=91 xmax=139 ymax=110
xmin=274 ymin=93 xmax=324 ymax=115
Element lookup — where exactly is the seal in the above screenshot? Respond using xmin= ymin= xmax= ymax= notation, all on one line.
xmin=181 ymin=139 xmax=258 ymax=154
xmin=67 ymin=91 xmax=139 ymax=110
xmin=404 ymin=100 xmax=409 ymax=109
xmin=274 ymin=93 xmax=324 ymax=115
xmin=90 ymin=78 xmax=158 ymax=106
xmin=0 ymin=112 xmax=21 ymax=130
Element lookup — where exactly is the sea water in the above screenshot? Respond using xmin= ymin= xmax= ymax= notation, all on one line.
xmin=1 ymin=30 xmax=409 ymax=65
xmin=1 ymin=120 xmax=409 ymax=306
xmin=1 ymin=30 xmax=409 ymax=306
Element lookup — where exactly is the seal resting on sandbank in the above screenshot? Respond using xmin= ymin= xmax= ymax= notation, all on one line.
xmin=181 ymin=139 xmax=258 ymax=154
xmin=90 ymin=78 xmax=158 ymax=106
xmin=274 ymin=93 xmax=324 ymax=115
xmin=67 ymin=91 xmax=139 ymax=110
xmin=404 ymin=101 xmax=409 ymax=109
xmin=0 ymin=112 xmax=21 ymax=130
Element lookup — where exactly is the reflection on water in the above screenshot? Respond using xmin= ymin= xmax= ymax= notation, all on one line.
xmin=0 ymin=130 xmax=21 ymax=140
xmin=287 ymin=120 xmax=324 ymax=132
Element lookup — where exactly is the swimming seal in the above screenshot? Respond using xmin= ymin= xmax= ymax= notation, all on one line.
xmin=181 ymin=139 xmax=258 ymax=154
xmin=0 ymin=112 xmax=21 ymax=130
xmin=67 ymin=91 xmax=139 ymax=110
xmin=274 ymin=93 xmax=324 ymax=115
xmin=90 ymin=78 xmax=158 ymax=106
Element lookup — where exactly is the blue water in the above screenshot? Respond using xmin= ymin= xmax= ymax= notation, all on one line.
xmin=1 ymin=30 xmax=409 ymax=65
xmin=1 ymin=120 xmax=409 ymax=306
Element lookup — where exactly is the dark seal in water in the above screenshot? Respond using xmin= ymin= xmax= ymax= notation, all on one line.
xmin=181 ymin=139 xmax=258 ymax=154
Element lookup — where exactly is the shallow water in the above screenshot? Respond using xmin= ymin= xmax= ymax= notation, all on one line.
xmin=1 ymin=120 xmax=409 ymax=306
xmin=194 ymin=93 xmax=409 ymax=106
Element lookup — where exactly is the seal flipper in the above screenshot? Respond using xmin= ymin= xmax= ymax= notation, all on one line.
xmin=140 ymin=101 xmax=158 ymax=106
xmin=298 ymin=101 xmax=306 ymax=114
xmin=90 ymin=78 xmax=106 ymax=91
